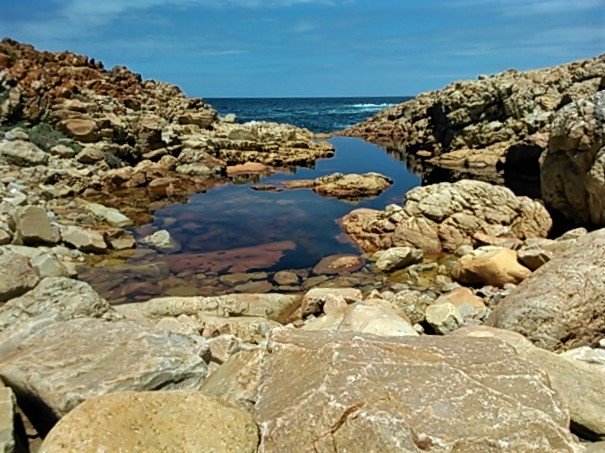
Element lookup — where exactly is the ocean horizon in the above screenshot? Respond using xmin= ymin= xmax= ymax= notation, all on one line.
xmin=207 ymin=96 xmax=411 ymax=133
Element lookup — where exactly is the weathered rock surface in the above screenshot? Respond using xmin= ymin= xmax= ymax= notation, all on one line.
xmin=312 ymin=254 xmax=364 ymax=275
xmin=455 ymin=326 xmax=605 ymax=441
xmin=0 ymin=317 xmax=208 ymax=435
xmin=487 ymin=228 xmax=605 ymax=351
xmin=0 ymin=277 xmax=113 ymax=336
xmin=283 ymin=172 xmax=392 ymax=200
xmin=453 ymin=247 xmax=532 ymax=287
xmin=0 ymin=381 xmax=26 ymax=453
xmin=60 ymin=225 xmax=107 ymax=253
xmin=12 ymin=205 xmax=60 ymax=245
xmin=523 ymin=348 xmax=605 ymax=440
xmin=541 ymin=91 xmax=605 ymax=225
xmin=0 ymin=250 xmax=39 ymax=301
xmin=40 ymin=391 xmax=258 ymax=453
xmin=303 ymin=301 xmax=418 ymax=337
xmin=373 ymin=246 xmax=423 ymax=272
xmin=116 ymin=293 xmax=301 ymax=325
xmin=213 ymin=330 xmax=580 ymax=452
xmin=341 ymin=180 xmax=551 ymax=255
xmin=341 ymin=54 xmax=605 ymax=185
xmin=140 ymin=229 xmax=181 ymax=253
xmin=425 ymin=302 xmax=464 ymax=334
xmin=0 ymin=139 xmax=49 ymax=166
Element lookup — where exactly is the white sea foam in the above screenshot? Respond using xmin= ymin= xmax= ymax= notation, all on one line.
xmin=349 ymin=103 xmax=396 ymax=108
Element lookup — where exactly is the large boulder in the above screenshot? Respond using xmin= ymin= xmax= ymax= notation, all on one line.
xmin=487 ymin=228 xmax=605 ymax=351
xmin=341 ymin=180 xmax=551 ymax=256
xmin=0 ymin=318 xmax=208 ymax=435
xmin=40 ymin=391 xmax=258 ymax=453
xmin=452 ymin=247 xmax=532 ymax=287
xmin=541 ymin=91 xmax=605 ymax=225
xmin=0 ymin=278 xmax=208 ymax=435
xmin=209 ymin=330 xmax=581 ymax=451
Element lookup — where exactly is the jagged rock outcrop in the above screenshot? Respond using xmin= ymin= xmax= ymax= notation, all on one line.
xmin=341 ymin=54 xmax=605 ymax=186
xmin=341 ymin=179 xmax=551 ymax=256
xmin=541 ymin=91 xmax=605 ymax=225
xmin=0 ymin=39 xmax=334 ymax=205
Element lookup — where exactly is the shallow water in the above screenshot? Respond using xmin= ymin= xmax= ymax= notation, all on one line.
xmin=79 ymin=137 xmax=421 ymax=302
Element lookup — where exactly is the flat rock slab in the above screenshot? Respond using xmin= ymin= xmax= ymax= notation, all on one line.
xmin=41 ymin=391 xmax=258 ymax=453
xmin=0 ymin=318 xmax=208 ymax=435
xmin=249 ymin=330 xmax=580 ymax=452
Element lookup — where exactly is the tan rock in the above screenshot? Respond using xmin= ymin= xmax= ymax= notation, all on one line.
xmin=435 ymin=286 xmax=487 ymax=319
xmin=453 ymin=247 xmax=532 ymax=287
xmin=116 ymin=293 xmax=301 ymax=324
xmin=341 ymin=180 xmax=551 ymax=256
xmin=0 ymin=250 xmax=39 ymax=301
xmin=40 ymin=391 xmax=258 ymax=453
xmin=0 ymin=139 xmax=49 ymax=166
xmin=425 ymin=302 xmax=464 ymax=334
xmin=200 ymin=349 xmax=266 ymax=410
xmin=60 ymin=225 xmax=107 ymax=253
xmin=13 ymin=205 xmax=60 ymax=245
xmin=303 ymin=301 xmax=418 ymax=337
xmin=59 ymin=118 xmax=98 ymax=142
xmin=312 ymin=254 xmax=364 ymax=275
xmin=0 ymin=317 xmax=208 ymax=435
xmin=284 ymin=172 xmax=392 ymax=200
xmin=487 ymin=228 xmax=605 ymax=351
xmin=374 ymin=246 xmax=423 ymax=272
xmin=541 ymin=92 xmax=605 ymax=225
xmin=300 ymin=287 xmax=361 ymax=317
xmin=523 ymin=348 xmax=605 ymax=440
xmin=232 ymin=330 xmax=581 ymax=451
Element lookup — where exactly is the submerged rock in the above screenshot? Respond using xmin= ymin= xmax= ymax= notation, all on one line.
xmin=140 ymin=229 xmax=181 ymax=253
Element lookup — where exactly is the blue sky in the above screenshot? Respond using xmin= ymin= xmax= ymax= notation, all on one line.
xmin=1 ymin=0 xmax=603 ymax=97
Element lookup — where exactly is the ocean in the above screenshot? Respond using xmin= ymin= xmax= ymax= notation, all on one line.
xmin=207 ymin=96 xmax=409 ymax=133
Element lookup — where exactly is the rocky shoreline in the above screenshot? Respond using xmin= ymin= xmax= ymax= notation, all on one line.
xmin=1 ymin=39 xmax=605 ymax=452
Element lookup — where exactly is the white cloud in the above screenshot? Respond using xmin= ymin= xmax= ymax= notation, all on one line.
xmin=448 ymin=0 xmax=602 ymax=15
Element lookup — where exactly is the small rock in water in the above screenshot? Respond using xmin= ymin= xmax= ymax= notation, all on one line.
xmin=312 ymin=254 xmax=364 ymax=275
xmin=140 ymin=230 xmax=181 ymax=253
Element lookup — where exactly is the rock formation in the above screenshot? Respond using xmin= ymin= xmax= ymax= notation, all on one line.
xmin=340 ymin=54 xmax=605 ymax=190
xmin=341 ymin=179 xmax=551 ymax=256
